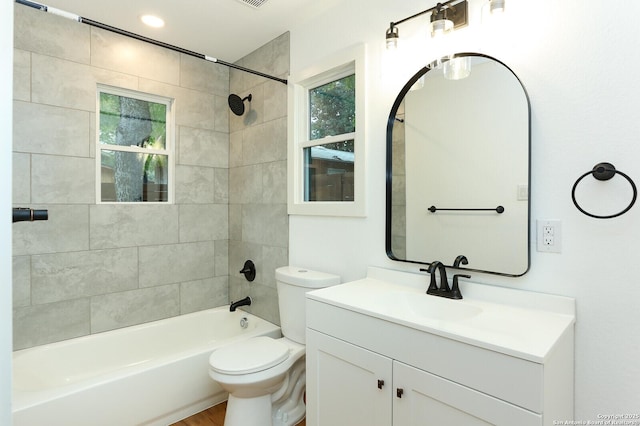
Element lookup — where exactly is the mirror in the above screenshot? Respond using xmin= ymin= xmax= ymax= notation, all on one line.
xmin=386 ymin=53 xmax=530 ymax=277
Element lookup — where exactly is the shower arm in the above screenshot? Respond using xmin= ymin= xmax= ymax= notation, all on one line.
xmin=14 ymin=0 xmax=288 ymax=85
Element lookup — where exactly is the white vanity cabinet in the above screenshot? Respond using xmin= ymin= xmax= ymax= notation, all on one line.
xmin=393 ymin=358 xmax=540 ymax=426
xmin=306 ymin=329 xmax=392 ymax=426
xmin=307 ymin=329 xmax=542 ymax=426
xmin=305 ymin=268 xmax=576 ymax=426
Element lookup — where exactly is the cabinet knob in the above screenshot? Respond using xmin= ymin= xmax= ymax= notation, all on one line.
xmin=377 ymin=379 xmax=385 ymax=389
xmin=396 ymin=388 xmax=404 ymax=398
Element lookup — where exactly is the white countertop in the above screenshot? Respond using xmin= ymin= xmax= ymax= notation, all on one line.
xmin=306 ymin=267 xmax=576 ymax=363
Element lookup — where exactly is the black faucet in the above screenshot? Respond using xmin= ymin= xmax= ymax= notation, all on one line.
xmin=450 ymin=255 xmax=470 ymax=299
xmin=450 ymin=274 xmax=470 ymax=300
xmin=421 ymin=261 xmax=449 ymax=295
xmin=453 ymin=255 xmax=468 ymax=268
xmin=230 ymin=296 xmax=252 ymax=312
xmin=421 ymin=261 xmax=468 ymax=300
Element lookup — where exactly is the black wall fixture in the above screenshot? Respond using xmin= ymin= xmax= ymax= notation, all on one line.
xmin=571 ymin=162 xmax=637 ymax=219
xmin=239 ymin=260 xmax=256 ymax=282
xmin=228 ymin=94 xmax=252 ymax=116
xmin=428 ymin=205 xmax=504 ymax=214
xmin=12 ymin=207 xmax=48 ymax=223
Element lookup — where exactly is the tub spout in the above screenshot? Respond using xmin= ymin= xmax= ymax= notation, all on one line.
xmin=230 ymin=296 xmax=251 ymax=312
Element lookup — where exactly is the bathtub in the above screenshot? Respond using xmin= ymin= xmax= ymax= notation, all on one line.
xmin=12 ymin=307 xmax=281 ymax=426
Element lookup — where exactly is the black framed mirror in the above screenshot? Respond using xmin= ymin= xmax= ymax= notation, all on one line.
xmin=385 ymin=53 xmax=530 ymax=276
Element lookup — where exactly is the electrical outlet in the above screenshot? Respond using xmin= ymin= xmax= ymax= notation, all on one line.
xmin=543 ymin=225 xmax=554 ymax=245
xmin=537 ymin=220 xmax=562 ymax=253
xmin=517 ymin=184 xmax=528 ymax=201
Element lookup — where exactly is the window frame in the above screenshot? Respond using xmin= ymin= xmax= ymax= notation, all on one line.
xmin=96 ymin=84 xmax=175 ymax=204
xmin=288 ymin=44 xmax=367 ymax=217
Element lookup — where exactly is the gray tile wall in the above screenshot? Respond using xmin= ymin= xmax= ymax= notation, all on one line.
xmin=12 ymin=5 xmax=232 ymax=350
xmin=228 ymin=33 xmax=290 ymax=325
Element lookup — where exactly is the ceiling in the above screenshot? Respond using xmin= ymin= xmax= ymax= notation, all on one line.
xmin=37 ymin=0 xmax=338 ymax=63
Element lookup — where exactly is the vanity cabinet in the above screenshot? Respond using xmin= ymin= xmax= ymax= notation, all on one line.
xmin=307 ymin=330 xmax=540 ymax=426
xmin=393 ymin=356 xmax=538 ymax=426
xmin=305 ymin=269 xmax=575 ymax=426
xmin=306 ymin=329 xmax=392 ymax=426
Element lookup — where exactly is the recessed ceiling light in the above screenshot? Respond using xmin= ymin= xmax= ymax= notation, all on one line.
xmin=140 ymin=15 xmax=165 ymax=28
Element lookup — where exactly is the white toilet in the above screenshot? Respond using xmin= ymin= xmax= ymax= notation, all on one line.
xmin=209 ymin=266 xmax=340 ymax=426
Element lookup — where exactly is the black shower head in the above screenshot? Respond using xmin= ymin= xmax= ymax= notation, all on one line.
xmin=228 ymin=93 xmax=252 ymax=116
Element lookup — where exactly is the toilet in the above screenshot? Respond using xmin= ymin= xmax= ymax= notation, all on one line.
xmin=209 ymin=266 xmax=340 ymax=426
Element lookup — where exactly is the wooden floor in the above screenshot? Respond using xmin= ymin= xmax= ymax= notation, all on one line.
xmin=170 ymin=401 xmax=306 ymax=426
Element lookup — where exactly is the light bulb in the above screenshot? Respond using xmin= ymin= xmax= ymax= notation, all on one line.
xmin=430 ymin=19 xmax=454 ymax=37
xmin=430 ymin=6 xmax=453 ymax=37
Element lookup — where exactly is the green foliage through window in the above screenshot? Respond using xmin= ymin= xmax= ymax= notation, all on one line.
xmin=98 ymin=89 xmax=171 ymax=203
xmin=309 ymin=74 xmax=355 ymax=153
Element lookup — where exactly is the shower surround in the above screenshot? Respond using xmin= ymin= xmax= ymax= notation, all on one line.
xmin=228 ymin=33 xmax=290 ymax=326
xmin=12 ymin=4 xmax=290 ymax=350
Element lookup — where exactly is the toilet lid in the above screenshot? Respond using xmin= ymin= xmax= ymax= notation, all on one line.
xmin=209 ymin=336 xmax=289 ymax=375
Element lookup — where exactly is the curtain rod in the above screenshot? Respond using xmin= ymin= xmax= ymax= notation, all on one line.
xmin=14 ymin=0 xmax=288 ymax=85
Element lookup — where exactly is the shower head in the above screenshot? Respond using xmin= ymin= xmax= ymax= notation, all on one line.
xmin=228 ymin=93 xmax=252 ymax=116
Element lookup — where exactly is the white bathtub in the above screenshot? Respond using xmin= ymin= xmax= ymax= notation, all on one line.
xmin=12 ymin=307 xmax=281 ymax=426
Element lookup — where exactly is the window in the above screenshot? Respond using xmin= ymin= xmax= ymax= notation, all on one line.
xmin=97 ymin=85 xmax=174 ymax=203
xmin=288 ymin=45 xmax=366 ymax=216
xmin=305 ymin=74 xmax=355 ymax=202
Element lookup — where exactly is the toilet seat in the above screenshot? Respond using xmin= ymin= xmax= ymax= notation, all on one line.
xmin=209 ymin=336 xmax=289 ymax=375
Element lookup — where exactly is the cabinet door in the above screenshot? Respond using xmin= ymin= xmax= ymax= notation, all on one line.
xmin=393 ymin=361 xmax=541 ymax=426
xmin=306 ymin=329 xmax=392 ymax=426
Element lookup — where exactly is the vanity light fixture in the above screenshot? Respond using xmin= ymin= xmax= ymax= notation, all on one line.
xmin=385 ymin=0 xmax=468 ymax=49
xmin=140 ymin=14 xmax=165 ymax=28
xmin=386 ymin=22 xmax=399 ymax=49
xmin=430 ymin=4 xmax=454 ymax=37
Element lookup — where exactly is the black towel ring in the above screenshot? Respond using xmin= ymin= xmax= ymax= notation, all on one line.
xmin=571 ymin=162 xmax=637 ymax=219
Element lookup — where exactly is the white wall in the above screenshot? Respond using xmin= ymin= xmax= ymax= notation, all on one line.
xmin=289 ymin=0 xmax=640 ymax=419
xmin=1 ymin=0 xmax=13 ymax=423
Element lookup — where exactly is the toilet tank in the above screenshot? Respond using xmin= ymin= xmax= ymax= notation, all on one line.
xmin=276 ymin=266 xmax=340 ymax=344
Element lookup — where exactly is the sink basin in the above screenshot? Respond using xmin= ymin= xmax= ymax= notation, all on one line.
xmin=379 ymin=292 xmax=483 ymax=322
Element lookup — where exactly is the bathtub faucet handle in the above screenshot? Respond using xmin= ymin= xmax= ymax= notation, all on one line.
xmin=239 ymin=260 xmax=256 ymax=282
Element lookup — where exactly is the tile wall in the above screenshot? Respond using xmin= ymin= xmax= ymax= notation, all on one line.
xmin=11 ymin=5 xmax=233 ymax=349
xmin=228 ymin=33 xmax=290 ymax=325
